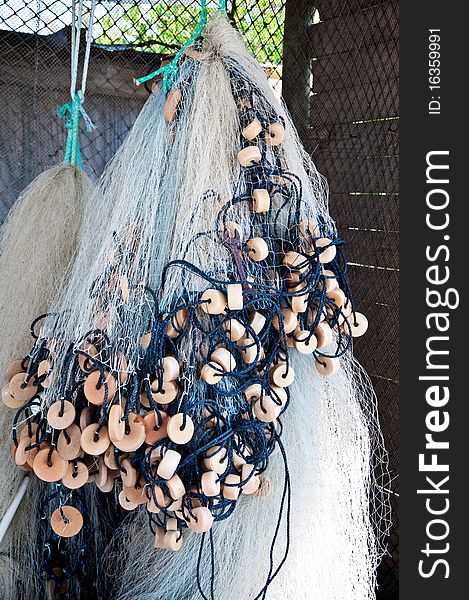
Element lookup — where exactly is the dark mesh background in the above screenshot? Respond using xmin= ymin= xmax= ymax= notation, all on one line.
xmin=282 ymin=3 xmax=399 ymax=596
xmin=0 ymin=1 xmax=398 ymax=597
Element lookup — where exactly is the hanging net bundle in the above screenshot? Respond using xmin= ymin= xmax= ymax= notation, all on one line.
xmin=1 ymin=13 xmax=390 ymax=600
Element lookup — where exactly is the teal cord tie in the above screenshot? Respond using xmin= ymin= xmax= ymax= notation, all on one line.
xmin=135 ymin=0 xmax=215 ymax=93
xmin=57 ymin=91 xmax=95 ymax=168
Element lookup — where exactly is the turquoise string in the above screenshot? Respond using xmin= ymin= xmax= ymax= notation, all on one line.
xmin=219 ymin=0 xmax=227 ymax=13
xmin=57 ymin=92 xmax=94 ymax=169
xmin=135 ymin=0 xmax=208 ymax=93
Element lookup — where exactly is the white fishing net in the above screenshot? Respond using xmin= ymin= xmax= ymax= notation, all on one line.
xmin=1 ymin=14 xmax=390 ymax=600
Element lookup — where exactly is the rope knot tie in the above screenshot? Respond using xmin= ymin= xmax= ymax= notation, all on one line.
xmin=57 ymin=92 xmax=95 ymax=168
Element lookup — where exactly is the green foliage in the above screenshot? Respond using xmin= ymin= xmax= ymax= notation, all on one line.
xmin=95 ymin=1 xmax=285 ymax=65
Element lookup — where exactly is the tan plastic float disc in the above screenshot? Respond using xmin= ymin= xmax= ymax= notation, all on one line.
xmin=143 ymin=410 xmax=169 ymax=445
xmin=148 ymin=485 xmax=171 ymax=512
xmin=103 ymin=445 xmax=121 ymax=470
xmin=203 ymin=446 xmax=228 ymax=475
xmin=237 ymin=336 xmax=258 ymax=365
xmin=200 ymin=289 xmax=227 ymax=315
xmin=314 ymin=322 xmax=333 ymax=349
xmin=167 ymin=413 xmax=194 ymax=445
xmin=201 ymin=471 xmax=220 ymax=497
xmin=167 ymin=497 xmax=183 ymax=512
xmin=315 ymin=356 xmax=340 ymax=377
xmin=97 ymin=473 xmax=114 ymax=493
xmin=113 ymin=413 xmax=145 ymax=452
xmin=246 ymin=237 xmax=269 ymax=262
xmin=293 ymin=330 xmax=318 ymax=355
xmin=291 ymin=287 xmax=309 ymax=314
xmin=108 ymin=404 xmax=125 ymax=443
xmin=84 ymin=370 xmax=117 ymax=406
xmin=19 ymin=422 xmax=38 ymax=440
xmin=232 ymin=447 xmax=247 ymax=469
xmin=166 ymin=517 xmax=178 ymax=531
xmin=157 ymin=449 xmax=181 ymax=480
xmin=5 ymin=359 xmax=25 ymax=382
xmin=227 ymin=283 xmax=243 ymax=311
xmin=8 ymin=373 xmax=37 ymax=403
xmin=79 ymin=405 xmax=96 ymax=431
xmin=341 ymin=300 xmax=353 ymax=319
xmin=285 ymin=332 xmax=295 ymax=348
xmin=37 ymin=359 xmax=52 ymax=379
xmin=27 ymin=442 xmax=50 ymax=469
xmin=254 ymin=396 xmax=282 ymax=423
xmin=188 ymin=506 xmax=214 ymax=533
xmin=95 ymin=457 xmax=109 ymax=488
xmin=166 ymin=309 xmax=188 ymax=338
xmin=328 ymin=287 xmax=346 ymax=309
xmin=18 ymin=460 xmax=32 ymax=473
xmin=249 ymin=312 xmax=266 ymax=335
xmin=57 ymin=424 xmax=82 ymax=460
xmin=33 ymin=448 xmax=68 ymax=482
xmin=272 ymin=308 xmax=298 ymax=334
xmin=237 ymin=146 xmax=262 ymax=167
xmin=211 ymin=348 xmax=236 ymax=372
xmin=270 ymin=363 xmax=295 ymax=388
xmin=242 ymin=118 xmax=262 ymax=141
xmin=118 ymin=490 xmax=138 ymax=511
xmin=244 ymin=383 xmax=263 ymax=403
xmin=14 ymin=437 xmax=31 ymax=466
xmin=252 ymin=188 xmax=270 ymax=213
xmin=164 ymin=529 xmax=183 ymax=551
xmin=50 ymin=506 xmax=83 ymax=538
xmin=323 ymin=269 xmax=338 ymax=292
xmin=265 ymin=122 xmax=285 ymax=146
xmin=299 ymin=218 xmax=320 ymax=239
xmin=80 ymin=424 xmax=110 ymax=456
xmin=151 ymin=380 xmax=180 ymax=405
xmin=47 ymin=400 xmax=76 ymax=430
xmin=200 ymin=362 xmax=224 ymax=386
xmin=160 ymin=356 xmax=180 ymax=382
xmin=241 ymin=464 xmax=260 ymax=495
xmin=222 ymin=474 xmax=241 ymax=500
xmin=315 ymin=238 xmax=337 ymax=264
xmin=165 ymin=474 xmax=186 ymax=500
xmin=2 ymin=384 xmax=25 ymax=408
xmin=120 ymin=457 xmax=137 ymax=487
xmin=62 ymin=460 xmax=89 ymax=489
xmin=348 ymin=312 xmax=369 ymax=337
xmin=222 ymin=319 xmax=245 ymax=342
xmin=139 ymin=391 xmax=151 ymax=409
xmin=123 ymin=483 xmax=148 ymax=505
xmin=316 ymin=356 xmax=340 ymax=377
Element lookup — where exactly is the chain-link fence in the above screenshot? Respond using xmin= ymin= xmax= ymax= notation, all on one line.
xmin=0 ymin=1 xmax=398 ymax=597
xmin=0 ymin=0 xmax=285 ymax=221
